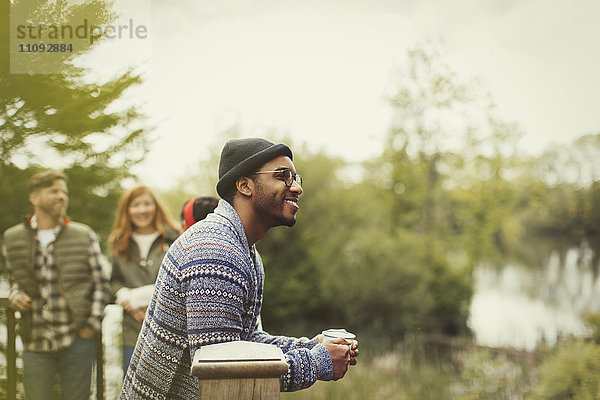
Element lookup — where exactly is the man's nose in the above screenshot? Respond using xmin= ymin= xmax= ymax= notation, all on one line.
xmin=290 ymin=180 xmax=303 ymax=195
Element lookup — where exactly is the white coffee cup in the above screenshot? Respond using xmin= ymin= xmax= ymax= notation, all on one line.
xmin=321 ymin=329 xmax=356 ymax=353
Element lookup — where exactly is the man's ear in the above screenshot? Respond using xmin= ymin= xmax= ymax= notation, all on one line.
xmin=235 ymin=176 xmax=254 ymax=198
xmin=29 ymin=192 xmax=39 ymax=207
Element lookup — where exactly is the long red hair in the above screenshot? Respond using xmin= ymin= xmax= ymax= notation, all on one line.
xmin=108 ymin=184 xmax=181 ymax=259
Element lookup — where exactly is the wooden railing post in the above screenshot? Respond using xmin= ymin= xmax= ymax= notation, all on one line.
xmin=1 ymin=297 xmax=17 ymax=400
xmin=191 ymin=341 xmax=288 ymax=400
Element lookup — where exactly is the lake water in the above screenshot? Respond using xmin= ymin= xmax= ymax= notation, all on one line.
xmin=468 ymin=241 xmax=600 ymax=350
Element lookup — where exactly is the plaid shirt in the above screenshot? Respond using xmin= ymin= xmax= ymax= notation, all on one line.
xmin=6 ymin=217 xmax=108 ymax=352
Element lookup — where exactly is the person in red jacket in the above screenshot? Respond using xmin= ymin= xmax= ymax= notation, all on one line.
xmin=179 ymin=196 xmax=219 ymax=231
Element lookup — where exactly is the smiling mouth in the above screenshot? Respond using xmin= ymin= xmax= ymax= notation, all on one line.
xmin=285 ymin=199 xmax=299 ymax=209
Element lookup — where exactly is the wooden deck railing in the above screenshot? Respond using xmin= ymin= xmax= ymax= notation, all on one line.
xmin=1 ymin=297 xmax=105 ymax=400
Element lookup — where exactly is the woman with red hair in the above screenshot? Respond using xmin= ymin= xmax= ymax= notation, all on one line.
xmin=108 ymin=184 xmax=180 ymax=375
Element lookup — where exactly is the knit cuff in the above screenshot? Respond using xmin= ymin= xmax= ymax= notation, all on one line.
xmin=311 ymin=343 xmax=333 ymax=381
xmin=296 ymin=335 xmax=319 ymax=349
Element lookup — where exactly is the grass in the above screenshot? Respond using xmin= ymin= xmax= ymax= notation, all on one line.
xmin=283 ymin=335 xmax=537 ymax=400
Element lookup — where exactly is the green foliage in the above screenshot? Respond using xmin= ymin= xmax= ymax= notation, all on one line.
xmin=0 ymin=164 xmax=32 ymax=231
xmin=2 ymin=1 xmax=144 ymax=160
xmin=0 ymin=0 xmax=150 ymax=253
xmin=63 ymin=163 xmax=126 ymax=245
xmin=582 ymin=311 xmax=600 ymax=344
xmin=529 ymin=340 xmax=600 ymax=400
xmin=326 ymin=225 xmax=433 ymax=336
xmin=427 ymin=261 xmax=472 ymax=335
xmin=520 ymin=134 xmax=600 ymax=244
xmin=527 ymin=313 xmax=600 ymax=400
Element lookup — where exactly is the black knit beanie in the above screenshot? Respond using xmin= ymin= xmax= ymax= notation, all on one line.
xmin=216 ymin=138 xmax=293 ymax=198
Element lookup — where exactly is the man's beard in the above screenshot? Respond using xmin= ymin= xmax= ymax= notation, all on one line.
xmin=254 ymin=182 xmax=297 ymax=228
xmin=39 ymin=199 xmax=67 ymax=219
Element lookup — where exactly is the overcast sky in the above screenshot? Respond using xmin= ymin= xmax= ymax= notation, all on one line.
xmin=83 ymin=0 xmax=600 ymax=189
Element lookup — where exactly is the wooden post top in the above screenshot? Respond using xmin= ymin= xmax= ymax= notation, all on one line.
xmin=191 ymin=341 xmax=289 ymax=380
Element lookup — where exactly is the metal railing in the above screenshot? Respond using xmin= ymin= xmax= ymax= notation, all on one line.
xmin=1 ymin=297 xmax=105 ymax=400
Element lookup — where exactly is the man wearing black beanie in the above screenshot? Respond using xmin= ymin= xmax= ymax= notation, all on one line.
xmin=120 ymin=138 xmax=358 ymax=399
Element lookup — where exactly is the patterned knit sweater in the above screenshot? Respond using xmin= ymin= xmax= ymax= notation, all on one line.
xmin=119 ymin=200 xmax=333 ymax=399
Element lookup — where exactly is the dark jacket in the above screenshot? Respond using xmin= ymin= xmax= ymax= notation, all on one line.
xmin=110 ymin=228 xmax=179 ymax=347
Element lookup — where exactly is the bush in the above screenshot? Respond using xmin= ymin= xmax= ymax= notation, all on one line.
xmin=529 ymin=340 xmax=600 ymax=400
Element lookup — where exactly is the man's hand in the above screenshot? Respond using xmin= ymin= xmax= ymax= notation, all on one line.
xmin=349 ymin=339 xmax=359 ymax=365
xmin=77 ymin=325 xmax=95 ymax=339
xmin=323 ymin=338 xmax=352 ymax=380
xmin=10 ymin=292 xmax=32 ymax=312
xmin=318 ymin=331 xmax=359 ymax=367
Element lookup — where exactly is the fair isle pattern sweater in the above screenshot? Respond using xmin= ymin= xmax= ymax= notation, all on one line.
xmin=119 ymin=200 xmax=333 ymax=399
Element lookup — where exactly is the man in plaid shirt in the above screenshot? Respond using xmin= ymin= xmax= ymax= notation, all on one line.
xmin=2 ymin=170 xmax=110 ymax=400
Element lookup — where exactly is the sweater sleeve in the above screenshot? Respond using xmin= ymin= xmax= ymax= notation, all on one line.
xmin=248 ymin=329 xmax=334 ymax=391
xmin=184 ymin=261 xmax=248 ymax=359
xmin=183 ymin=257 xmax=333 ymax=392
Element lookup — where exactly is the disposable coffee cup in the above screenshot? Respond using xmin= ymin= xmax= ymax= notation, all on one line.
xmin=322 ymin=329 xmax=356 ymax=353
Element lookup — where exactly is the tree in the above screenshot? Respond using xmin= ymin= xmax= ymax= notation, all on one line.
xmin=383 ymin=46 xmax=478 ymax=268
xmin=0 ymin=0 xmax=150 ymax=247
xmin=382 ymin=45 xmax=525 ymax=269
